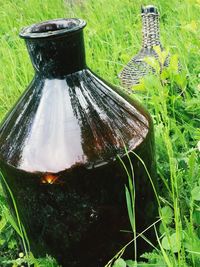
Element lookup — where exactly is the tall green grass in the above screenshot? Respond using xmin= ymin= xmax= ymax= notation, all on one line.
xmin=0 ymin=0 xmax=199 ymax=266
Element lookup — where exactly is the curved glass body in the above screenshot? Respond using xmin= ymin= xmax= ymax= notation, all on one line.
xmin=0 ymin=18 xmax=157 ymax=266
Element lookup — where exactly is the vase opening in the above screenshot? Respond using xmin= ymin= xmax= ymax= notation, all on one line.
xmin=141 ymin=5 xmax=158 ymax=14
xmin=19 ymin=18 xmax=86 ymax=39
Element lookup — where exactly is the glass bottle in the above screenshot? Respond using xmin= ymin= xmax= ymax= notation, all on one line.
xmin=119 ymin=5 xmax=169 ymax=88
xmin=0 ymin=18 xmax=157 ymax=266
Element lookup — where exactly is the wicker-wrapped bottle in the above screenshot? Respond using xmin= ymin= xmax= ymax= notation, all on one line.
xmin=0 ymin=18 xmax=157 ymax=266
xmin=119 ymin=5 xmax=169 ymax=88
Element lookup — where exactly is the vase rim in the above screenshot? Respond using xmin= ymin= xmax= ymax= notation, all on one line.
xmin=19 ymin=18 xmax=86 ymax=39
xmin=141 ymin=5 xmax=158 ymax=15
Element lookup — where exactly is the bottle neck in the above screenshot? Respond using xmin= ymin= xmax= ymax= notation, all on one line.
xmin=141 ymin=12 xmax=161 ymax=49
xmin=25 ymin=30 xmax=86 ymax=78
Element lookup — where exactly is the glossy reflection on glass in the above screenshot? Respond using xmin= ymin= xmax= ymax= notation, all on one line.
xmin=41 ymin=173 xmax=59 ymax=184
xmin=0 ymin=18 xmax=157 ymax=267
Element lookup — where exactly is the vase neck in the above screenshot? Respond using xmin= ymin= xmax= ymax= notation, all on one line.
xmin=141 ymin=6 xmax=161 ymax=49
xmin=20 ymin=19 xmax=87 ymax=78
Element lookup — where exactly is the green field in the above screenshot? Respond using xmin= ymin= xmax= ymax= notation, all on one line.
xmin=0 ymin=0 xmax=199 ymax=266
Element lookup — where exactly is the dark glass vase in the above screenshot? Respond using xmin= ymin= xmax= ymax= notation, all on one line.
xmin=0 ymin=18 xmax=157 ymax=267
